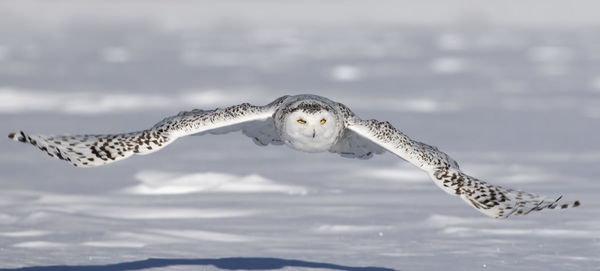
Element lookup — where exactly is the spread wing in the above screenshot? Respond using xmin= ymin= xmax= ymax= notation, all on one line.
xmin=8 ymin=96 xmax=288 ymax=167
xmin=344 ymin=116 xmax=580 ymax=218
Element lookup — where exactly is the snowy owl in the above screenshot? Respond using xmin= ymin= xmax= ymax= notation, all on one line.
xmin=8 ymin=94 xmax=579 ymax=218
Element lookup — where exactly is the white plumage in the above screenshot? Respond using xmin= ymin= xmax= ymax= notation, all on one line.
xmin=8 ymin=94 xmax=579 ymax=218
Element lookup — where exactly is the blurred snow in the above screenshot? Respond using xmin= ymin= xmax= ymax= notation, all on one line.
xmin=3 ymin=0 xmax=600 ymax=27
xmin=590 ymin=76 xmax=600 ymax=91
xmin=123 ymin=171 xmax=307 ymax=195
xmin=529 ymin=46 xmax=573 ymax=63
xmin=13 ymin=241 xmax=67 ymax=249
xmin=0 ymin=230 xmax=50 ymax=238
xmin=330 ymin=65 xmax=361 ymax=82
xmin=100 ymin=47 xmax=132 ymax=63
xmin=354 ymin=165 xmax=429 ymax=183
xmin=437 ymin=33 xmax=467 ymax=51
xmin=1 ymin=1 xmax=600 ymax=271
xmin=442 ymin=227 xmax=600 ymax=239
xmin=0 ymin=88 xmax=258 ymax=114
xmin=314 ymin=225 xmax=393 ymax=234
xmin=0 ymin=45 xmax=8 ymax=61
xmin=429 ymin=57 xmax=466 ymax=74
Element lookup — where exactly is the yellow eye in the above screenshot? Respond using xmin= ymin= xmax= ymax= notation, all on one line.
xmin=297 ymin=119 xmax=306 ymax=124
xmin=320 ymin=119 xmax=326 ymax=124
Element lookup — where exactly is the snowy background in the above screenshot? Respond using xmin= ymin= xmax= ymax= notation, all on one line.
xmin=1 ymin=1 xmax=599 ymax=270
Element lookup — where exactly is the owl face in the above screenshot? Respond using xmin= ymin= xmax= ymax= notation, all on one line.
xmin=278 ymin=101 xmax=342 ymax=152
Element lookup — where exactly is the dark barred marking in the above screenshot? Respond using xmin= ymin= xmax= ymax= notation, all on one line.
xmin=55 ymin=150 xmax=65 ymax=160
xmin=291 ymin=102 xmax=332 ymax=114
xmin=19 ymin=131 xmax=27 ymax=143
xmin=279 ymin=100 xmax=335 ymax=120
xmin=335 ymin=103 xmax=356 ymax=125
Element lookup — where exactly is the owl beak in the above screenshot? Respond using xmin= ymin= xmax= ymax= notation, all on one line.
xmin=312 ymin=129 xmax=316 ymax=138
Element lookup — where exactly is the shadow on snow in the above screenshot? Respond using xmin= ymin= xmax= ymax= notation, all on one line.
xmin=0 ymin=257 xmax=397 ymax=271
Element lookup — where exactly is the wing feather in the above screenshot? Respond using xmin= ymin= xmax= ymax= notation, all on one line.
xmin=8 ymin=96 xmax=287 ymax=167
xmin=346 ymin=117 xmax=580 ymax=218
xmin=329 ymin=129 xmax=385 ymax=159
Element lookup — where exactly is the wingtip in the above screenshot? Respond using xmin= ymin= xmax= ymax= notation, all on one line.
xmin=561 ymin=199 xmax=581 ymax=209
xmin=8 ymin=131 xmax=29 ymax=143
xmin=8 ymin=131 xmax=27 ymax=142
xmin=556 ymin=196 xmax=581 ymax=209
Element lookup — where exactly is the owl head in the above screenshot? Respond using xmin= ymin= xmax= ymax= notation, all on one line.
xmin=277 ymin=99 xmax=343 ymax=152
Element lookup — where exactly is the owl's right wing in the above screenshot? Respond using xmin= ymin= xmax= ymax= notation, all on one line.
xmin=343 ymin=115 xmax=580 ymax=218
xmin=8 ymin=96 xmax=288 ymax=167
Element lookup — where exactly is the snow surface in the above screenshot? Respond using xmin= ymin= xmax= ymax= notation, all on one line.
xmin=1 ymin=4 xmax=600 ymax=271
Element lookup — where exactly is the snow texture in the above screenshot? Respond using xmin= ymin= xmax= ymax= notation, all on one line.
xmin=1 ymin=2 xmax=599 ymax=271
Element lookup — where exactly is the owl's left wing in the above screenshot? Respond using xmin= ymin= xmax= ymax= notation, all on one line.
xmin=329 ymin=128 xmax=386 ymax=159
xmin=345 ymin=117 xmax=580 ymax=218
